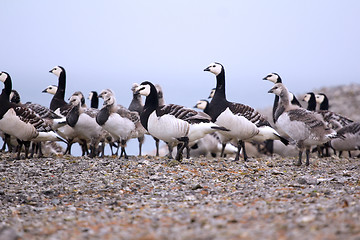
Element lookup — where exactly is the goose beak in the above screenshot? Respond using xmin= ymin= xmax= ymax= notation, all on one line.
xmin=42 ymin=89 xmax=48 ymax=93
xmin=268 ymin=88 xmax=275 ymax=94
xmin=203 ymin=66 xmax=210 ymax=72
xmin=262 ymin=76 xmax=268 ymax=80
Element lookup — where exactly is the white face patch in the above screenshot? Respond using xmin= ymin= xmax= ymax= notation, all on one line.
xmin=104 ymin=95 xmax=116 ymax=106
xmin=88 ymin=92 xmax=93 ymax=100
xmin=195 ymin=100 xmax=208 ymax=110
xmin=303 ymin=94 xmax=311 ymax=102
xmin=205 ymin=62 xmax=222 ymax=76
xmin=264 ymin=73 xmax=278 ymax=83
xmin=137 ymin=84 xmax=151 ymax=97
xmin=50 ymin=66 xmax=62 ymax=77
xmin=0 ymin=72 xmax=8 ymax=83
xmin=315 ymin=94 xmax=325 ymax=104
xmin=46 ymin=85 xmax=58 ymax=95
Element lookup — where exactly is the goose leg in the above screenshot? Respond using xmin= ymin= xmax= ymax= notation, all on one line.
xmin=16 ymin=140 xmax=23 ymax=160
xmin=175 ymin=137 xmax=189 ymax=161
xmin=154 ymin=137 xmax=160 ymax=157
xmin=241 ymin=141 xmax=248 ymax=161
xmin=64 ymin=139 xmax=74 ymax=155
xmin=295 ymin=151 xmax=303 ymax=166
xmin=119 ymin=140 xmax=128 ymax=159
xmin=234 ymin=141 xmax=242 ymax=161
xmin=165 ymin=142 xmax=173 ymax=159
xmin=138 ymin=136 xmax=144 ymax=156
xmin=220 ymin=143 xmax=226 ymax=157
xmin=23 ymin=141 xmax=31 ymax=159
xmin=305 ymin=148 xmax=311 ymax=166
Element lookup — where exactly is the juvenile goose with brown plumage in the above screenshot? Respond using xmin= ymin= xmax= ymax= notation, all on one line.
xmin=268 ymin=83 xmax=338 ymax=166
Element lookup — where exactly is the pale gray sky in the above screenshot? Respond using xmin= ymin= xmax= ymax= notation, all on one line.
xmin=2 ymin=0 xmax=360 ymax=155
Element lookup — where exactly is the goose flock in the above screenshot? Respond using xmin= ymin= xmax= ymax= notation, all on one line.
xmin=0 ymin=62 xmax=359 ymax=166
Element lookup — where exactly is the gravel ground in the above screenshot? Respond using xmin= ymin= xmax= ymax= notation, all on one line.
xmin=0 ymin=153 xmax=360 ymax=240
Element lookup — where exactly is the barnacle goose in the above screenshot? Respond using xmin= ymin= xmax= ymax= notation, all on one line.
xmin=0 ymin=72 xmax=65 ymax=159
xmin=268 ymin=83 xmax=338 ymax=166
xmin=302 ymin=92 xmax=317 ymax=111
xmin=263 ymin=73 xmax=302 ymax=123
xmin=204 ymin=62 xmax=289 ymax=161
xmin=315 ymin=93 xmax=329 ymax=110
xmin=88 ymin=91 xmax=99 ymax=109
xmin=135 ymin=81 xmax=229 ymax=161
xmin=128 ymin=83 xmax=145 ymax=156
xmin=96 ymin=89 xmax=146 ymax=159
xmin=42 ymin=85 xmax=58 ymax=95
xmin=330 ymin=122 xmax=360 ymax=157
xmin=67 ymin=93 xmax=108 ymax=158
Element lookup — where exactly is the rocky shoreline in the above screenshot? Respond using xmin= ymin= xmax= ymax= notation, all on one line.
xmin=1 ymin=153 xmax=359 ymax=239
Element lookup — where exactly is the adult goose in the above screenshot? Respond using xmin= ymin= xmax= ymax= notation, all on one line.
xmin=263 ymin=73 xmax=302 ymax=123
xmin=96 ymin=89 xmax=146 ymax=159
xmin=204 ymin=63 xmax=289 ymax=161
xmin=302 ymin=92 xmax=317 ymax=111
xmin=88 ymin=91 xmax=99 ymax=109
xmin=42 ymin=85 xmax=58 ymax=95
xmin=330 ymin=122 xmax=360 ymax=157
xmin=315 ymin=93 xmax=329 ymax=110
xmin=268 ymin=83 xmax=337 ymax=166
xmin=135 ymin=81 xmax=229 ymax=161
xmin=0 ymin=72 xmax=64 ymax=159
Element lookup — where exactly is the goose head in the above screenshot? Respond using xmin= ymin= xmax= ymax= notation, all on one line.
xmin=0 ymin=71 xmax=9 ymax=83
xmin=263 ymin=73 xmax=281 ymax=83
xmin=131 ymin=83 xmax=140 ymax=93
xmin=208 ymin=88 xmax=216 ymax=99
xmin=98 ymin=89 xmax=114 ymax=99
xmin=88 ymin=91 xmax=98 ymax=100
xmin=135 ymin=82 xmax=152 ymax=97
xmin=315 ymin=93 xmax=326 ymax=104
xmin=68 ymin=95 xmax=82 ymax=106
xmin=268 ymin=83 xmax=286 ymax=96
xmin=302 ymin=92 xmax=315 ymax=103
xmin=193 ymin=99 xmax=209 ymax=110
xmin=204 ymin=62 xmax=223 ymax=76
xmin=9 ymin=90 xmax=21 ymax=104
xmin=72 ymin=91 xmax=86 ymax=106
xmin=42 ymin=85 xmax=58 ymax=95
xmin=102 ymin=95 xmax=116 ymax=106
xmin=49 ymin=66 xmax=64 ymax=77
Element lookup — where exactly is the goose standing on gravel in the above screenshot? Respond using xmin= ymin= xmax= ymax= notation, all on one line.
xmin=128 ymin=83 xmax=145 ymax=156
xmin=330 ymin=122 xmax=360 ymax=157
xmin=67 ymin=94 xmax=107 ymax=158
xmin=263 ymin=73 xmax=302 ymax=123
xmin=204 ymin=62 xmax=289 ymax=161
xmin=268 ymin=83 xmax=338 ymax=166
xmin=0 ymin=72 xmax=65 ymax=159
xmin=135 ymin=81 xmax=229 ymax=161
xmin=97 ymin=89 xmax=146 ymax=159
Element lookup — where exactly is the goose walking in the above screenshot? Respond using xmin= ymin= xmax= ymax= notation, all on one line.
xmin=204 ymin=62 xmax=288 ymax=161
xmin=135 ymin=81 xmax=229 ymax=161
xmin=268 ymin=83 xmax=338 ymax=166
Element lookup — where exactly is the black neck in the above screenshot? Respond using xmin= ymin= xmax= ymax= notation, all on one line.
xmin=213 ymin=70 xmax=226 ymax=100
xmin=320 ymin=97 xmax=329 ymax=110
xmin=307 ymin=94 xmax=316 ymax=111
xmin=55 ymin=70 xmax=66 ymax=100
xmin=3 ymin=75 xmax=12 ymax=97
xmin=141 ymin=83 xmax=159 ymax=130
xmin=91 ymin=95 xmax=99 ymax=109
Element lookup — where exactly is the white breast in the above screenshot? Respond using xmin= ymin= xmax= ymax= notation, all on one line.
xmin=102 ymin=113 xmax=135 ymax=141
xmin=215 ymin=108 xmax=259 ymax=140
xmin=0 ymin=108 xmax=38 ymax=141
xmin=147 ymin=111 xmax=189 ymax=143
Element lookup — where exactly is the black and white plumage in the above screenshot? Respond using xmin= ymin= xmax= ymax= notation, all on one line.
xmin=0 ymin=72 xmax=65 ymax=159
xmin=204 ymin=63 xmax=289 ymax=161
xmin=263 ymin=73 xmax=302 ymax=123
xmin=97 ymin=89 xmax=146 ymax=159
xmin=268 ymin=83 xmax=338 ymax=166
xmin=135 ymin=81 xmax=229 ymax=161
xmin=88 ymin=91 xmax=99 ymax=109
xmin=330 ymin=122 xmax=360 ymax=156
xmin=303 ymin=92 xmax=317 ymax=111
xmin=315 ymin=93 xmax=329 ymax=110
xmin=48 ymin=66 xmax=72 ymax=115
